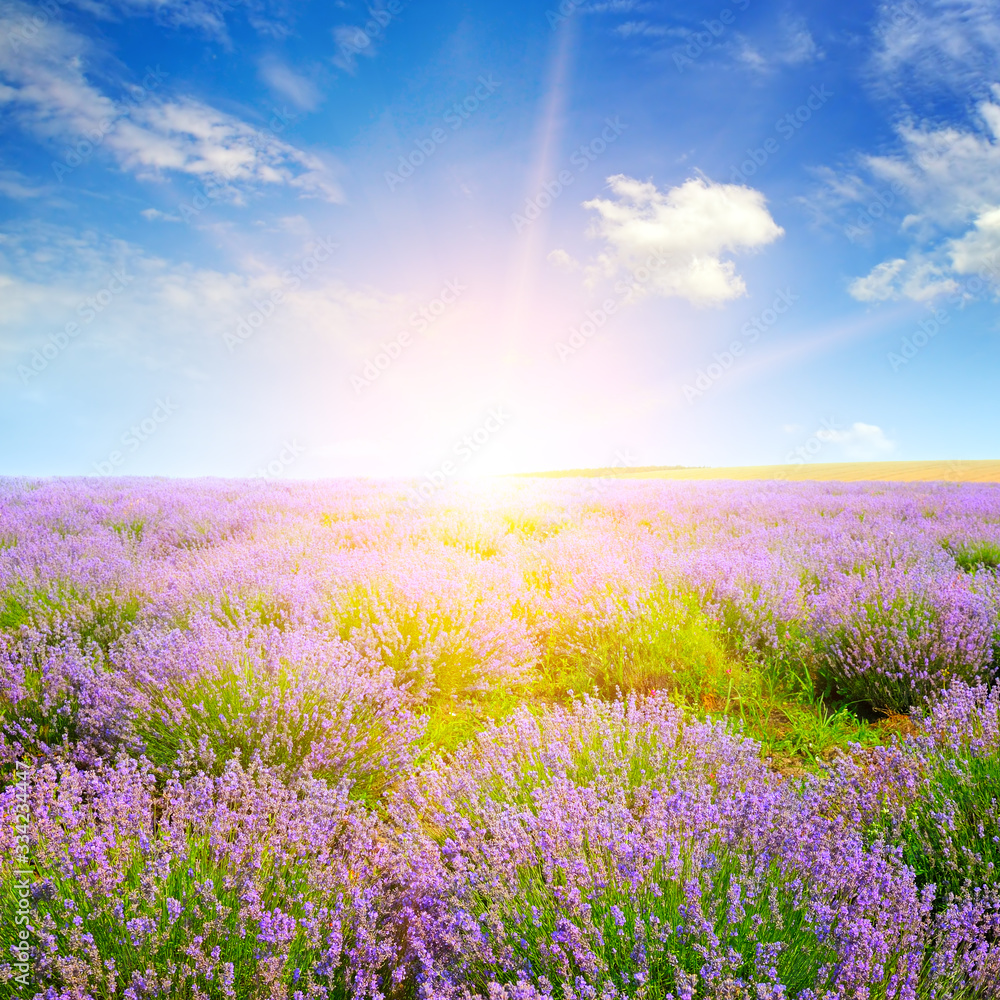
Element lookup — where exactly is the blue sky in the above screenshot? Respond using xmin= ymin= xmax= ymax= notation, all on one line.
xmin=1 ymin=0 xmax=998 ymax=477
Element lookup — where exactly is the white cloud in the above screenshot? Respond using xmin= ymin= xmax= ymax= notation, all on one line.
xmin=949 ymin=206 xmax=1000 ymax=276
xmin=848 ymin=256 xmax=960 ymax=303
xmin=581 ymin=174 xmax=783 ymax=305
xmin=0 ymin=3 xmax=342 ymax=202
xmin=848 ymin=258 xmax=907 ymax=301
xmin=816 ymin=422 xmax=896 ymax=460
xmin=780 ymin=21 xmax=821 ymax=64
xmin=258 ymin=57 xmax=323 ymax=111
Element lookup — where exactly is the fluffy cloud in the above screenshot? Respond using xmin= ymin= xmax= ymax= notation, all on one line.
xmin=816 ymin=422 xmax=896 ymax=460
xmin=948 ymin=206 xmax=1000 ymax=275
xmin=0 ymin=2 xmax=341 ymax=201
xmin=582 ymin=174 xmax=783 ymax=305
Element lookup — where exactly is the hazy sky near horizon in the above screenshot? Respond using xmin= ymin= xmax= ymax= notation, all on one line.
xmin=1 ymin=0 xmax=999 ymax=478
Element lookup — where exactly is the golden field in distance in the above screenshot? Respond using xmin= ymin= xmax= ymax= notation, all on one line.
xmin=517 ymin=460 xmax=1000 ymax=482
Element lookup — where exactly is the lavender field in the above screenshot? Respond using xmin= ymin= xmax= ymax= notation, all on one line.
xmin=1 ymin=477 xmax=999 ymax=1000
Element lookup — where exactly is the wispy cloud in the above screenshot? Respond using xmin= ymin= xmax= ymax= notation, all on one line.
xmin=848 ymin=256 xmax=958 ymax=303
xmin=0 ymin=2 xmax=342 ymax=201
xmin=736 ymin=16 xmax=821 ymax=74
xmin=0 ymin=221 xmax=397 ymax=382
xmin=0 ymin=168 xmax=51 ymax=200
xmin=846 ymin=87 xmax=1000 ymax=302
xmin=140 ymin=207 xmax=181 ymax=222
xmin=258 ymin=56 xmax=324 ymax=112
xmin=871 ymin=0 xmax=1000 ymax=98
xmin=816 ymin=421 xmax=896 ymax=460
xmin=65 ymin=0 xmax=293 ymax=43
xmin=614 ymin=21 xmax=669 ymax=38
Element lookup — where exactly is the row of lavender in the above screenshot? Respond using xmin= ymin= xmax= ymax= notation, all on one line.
xmin=1 ymin=478 xmax=999 ymax=998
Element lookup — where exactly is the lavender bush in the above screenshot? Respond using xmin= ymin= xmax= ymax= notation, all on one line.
xmin=2 ymin=477 xmax=1000 ymax=998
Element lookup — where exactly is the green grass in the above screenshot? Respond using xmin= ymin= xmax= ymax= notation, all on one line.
xmin=946 ymin=539 xmax=1000 ymax=573
xmin=532 ymin=586 xmax=736 ymax=701
xmin=515 ymin=586 xmax=884 ymax=769
xmin=417 ymin=687 xmax=525 ymax=757
xmin=415 ymin=645 xmax=883 ymax=772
